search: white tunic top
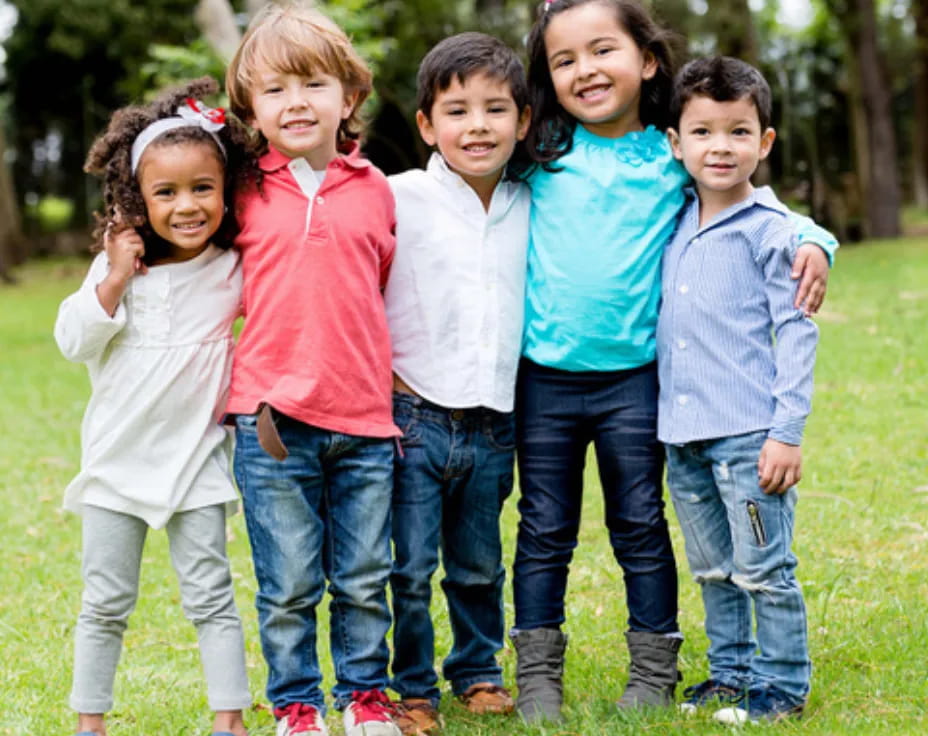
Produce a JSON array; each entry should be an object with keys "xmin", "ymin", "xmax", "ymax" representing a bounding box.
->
[
  {"xmin": 55, "ymin": 245, "xmax": 242, "ymax": 529},
  {"xmin": 385, "ymin": 153, "xmax": 530, "ymax": 412}
]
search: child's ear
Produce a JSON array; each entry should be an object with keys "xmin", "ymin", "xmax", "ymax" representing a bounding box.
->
[
  {"xmin": 516, "ymin": 105, "xmax": 532, "ymax": 142},
  {"xmin": 759, "ymin": 127, "xmax": 776, "ymax": 160},
  {"xmin": 667, "ymin": 128, "xmax": 683, "ymax": 160},
  {"xmin": 415, "ymin": 109, "xmax": 437, "ymax": 147},
  {"xmin": 641, "ymin": 50, "xmax": 659, "ymax": 81},
  {"xmin": 341, "ymin": 90, "xmax": 361, "ymax": 120}
]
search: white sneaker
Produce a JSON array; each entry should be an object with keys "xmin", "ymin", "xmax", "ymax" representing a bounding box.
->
[
  {"xmin": 275, "ymin": 702, "xmax": 329, "ymax": 735},
  {"xmin": 713, "ymin": 705, "xmax": 750, "ymax": 725},
  {"xmin": 343, "ymin": 690, "xmax": 401, "ymax": 736}
]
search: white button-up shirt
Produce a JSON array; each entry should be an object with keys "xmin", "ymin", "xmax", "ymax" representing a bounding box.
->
[{"xmin": 385, "ymin": 153, "xmax": 530, "ymax": 412}]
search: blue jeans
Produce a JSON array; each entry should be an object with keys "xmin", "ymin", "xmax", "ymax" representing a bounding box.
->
[
  {"xmin": 513, "ymin": 359, "xmax": 678, "ymax": 633},
  {"xmin": 666, "ymin": 431, "xmax": 810, "ymax": 702},
  {"xmin": 233, "ymin": 412, "xmax": 394, "ymax": 712},
  {"xmin": 390, "ymin": 393, "xmax": 514, "ymax": 705}
]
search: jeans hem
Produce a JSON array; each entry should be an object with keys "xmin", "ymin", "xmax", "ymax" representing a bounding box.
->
[
  {"xmin": 274, "ymin": 697, "xmax": 328, "ymax": 715},
  {"xmin": 451, "ymin": 674, "xmax": 505, "ymax": 697}
]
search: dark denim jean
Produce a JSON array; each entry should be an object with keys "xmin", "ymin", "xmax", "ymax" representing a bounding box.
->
[
  {"xmin": 390, "ymin": 392, "xmax": 515, "ymax": 705},
  {"xmin": 513, "ymin": 359, "xmax": 678, "ymax": 634},
  {"xmin": 666, "ymin": 431, "xmax": 810, "ymax": 701},
  {"xmin": 233, "ymin": 412, "xmax": 394, "ymax": 712}
]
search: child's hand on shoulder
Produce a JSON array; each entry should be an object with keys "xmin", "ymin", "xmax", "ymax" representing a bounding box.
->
[
  {"xmin": 757, "ymin": 438, "xmax": 801, "ymax": 495},
  {"xmin": 791, "ymin": 244, "xmax": 828, "ymax": 316}
]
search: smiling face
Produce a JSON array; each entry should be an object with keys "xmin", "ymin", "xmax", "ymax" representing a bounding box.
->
[
  {"xmin": 248, "ymin": 62, "xmax": 357, "ymax": 168},
  {"xmin": 544, "ymin": 1, "xmax": 657, "ymax": 138},
  {"xmin": 417, "ymin": 71, "xmax": 530, "ymax": 206},
  {"xmin": 668, "ymin": 94, "xmax": 775, "ymax": 213},
  {"xmin": 137, "ymin": 141, "xmax": 225, "ymax": 263}
]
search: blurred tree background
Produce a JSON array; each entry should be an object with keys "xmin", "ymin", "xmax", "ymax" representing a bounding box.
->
[{"xmin": 0, "ymin": 0, "xmax": 924, "ymax": 279}]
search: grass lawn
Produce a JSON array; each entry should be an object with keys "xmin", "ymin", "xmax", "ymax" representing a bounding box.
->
[{"xmin": 1, "ymin": 240, "xmax": 926, "ymax": 736}]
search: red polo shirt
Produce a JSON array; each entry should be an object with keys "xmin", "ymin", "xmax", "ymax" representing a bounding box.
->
[{"xmin": 226, "ymin": 143, "xmax": 399, "ymax": 438}]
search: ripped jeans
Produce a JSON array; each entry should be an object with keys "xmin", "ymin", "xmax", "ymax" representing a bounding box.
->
[{"xmin": 666, "ymin": 431, "xmax": 810, "ymax": 702}]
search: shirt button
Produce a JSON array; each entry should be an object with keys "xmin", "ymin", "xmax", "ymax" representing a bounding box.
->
[
  {"xmin": 316, "ymin": 196, "xmax": 325, "ymax": 205},
  {"xmin": 678, "ymin": 339, "xmax": 687, "ymax": 349},
  {"xmin": 677, "ymin": 394, "xmax": 689, "ymax": 406},
  {"xmin": 679, "ymin": 284, "xmax": 689, "ymax": 294}
]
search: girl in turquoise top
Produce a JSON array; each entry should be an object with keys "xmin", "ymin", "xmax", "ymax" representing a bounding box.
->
[{"xmin": 509, "ymin": 0, "xmax": 831, "ymax": 723}]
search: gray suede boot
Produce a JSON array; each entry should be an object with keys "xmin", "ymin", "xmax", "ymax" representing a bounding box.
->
[
  {"xmin": 511, "ymin": 628, "xmax": 568, "ymax": 724},
  {"xmin": 616, "ymin": 630, "xmax": 682, "ymax": 708}
]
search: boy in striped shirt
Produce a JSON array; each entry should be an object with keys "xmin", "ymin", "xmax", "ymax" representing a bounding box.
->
[{"xmin": 657, "ymin": 56, "xmax": 820, "ymax": 724}]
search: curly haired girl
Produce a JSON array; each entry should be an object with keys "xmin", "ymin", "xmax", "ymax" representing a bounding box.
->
[{"xmin": 56, "ymin": 76, "xmax": 256, "ymax": 736}]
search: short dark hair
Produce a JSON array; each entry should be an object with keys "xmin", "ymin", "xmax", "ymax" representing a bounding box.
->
[
  {"xmin": 416, "ymin": 32, "xmax": 529, "ymax": 119},
  {"xmin": 671, "ymin": 56, "xmax": 772, "ymax": 130}
]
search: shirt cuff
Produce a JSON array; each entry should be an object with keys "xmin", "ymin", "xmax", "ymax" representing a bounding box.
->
[{"xmin": 768, "ymin": 418, "xmax": 805, "ymax": 446}]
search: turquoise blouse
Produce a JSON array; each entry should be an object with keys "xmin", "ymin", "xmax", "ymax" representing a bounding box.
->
[{"xmin": 524, "ymin": 124, "xmax": 689, "ymax": 371}]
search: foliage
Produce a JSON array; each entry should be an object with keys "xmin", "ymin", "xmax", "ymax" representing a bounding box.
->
[
  {"xmin": 1, "ymin": 239, "xmax": 927, "ymax": 733},
  {"xmin": 0, "ymin": 0, "xmax": 923, "ymax": 233},
  {"xmin": 25, "ymin": 194, "xmax": 74, "ymax": 232},
  {"xmin": 138, "ymin": 40, "xmax": 227, "ymax": 99},
  {"xmin": 2, "ymin": 0, "xmax": 200, "ymax": 225}
]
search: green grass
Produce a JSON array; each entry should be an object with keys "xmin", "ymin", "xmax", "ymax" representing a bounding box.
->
[{"xmin": 1, "ymin": 241, "xmax": 926, "ymax": 735}]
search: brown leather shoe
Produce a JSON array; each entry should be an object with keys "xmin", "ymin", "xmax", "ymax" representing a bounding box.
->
[
  {"xmin": 459, "ymin": 683, "xmax": 515, "ymax": 715},
  {"xmin": 394, "ymin": 698, "xmax": 442, "ymax": 735}
]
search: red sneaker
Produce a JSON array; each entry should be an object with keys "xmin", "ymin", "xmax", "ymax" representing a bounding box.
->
[{"xmin": 343, "ymin": 690, "xmax": 400, "ymax": 736}]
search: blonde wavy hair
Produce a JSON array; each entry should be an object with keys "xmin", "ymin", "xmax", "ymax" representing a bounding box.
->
[{"xmin": 226, "ymin": 1, "xmax": 373, "ymax": 151}]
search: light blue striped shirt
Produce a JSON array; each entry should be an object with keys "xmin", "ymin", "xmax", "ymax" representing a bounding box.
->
[{"xmin": 657, "ymin": 186, "xmax": 818, "ymax": 446}]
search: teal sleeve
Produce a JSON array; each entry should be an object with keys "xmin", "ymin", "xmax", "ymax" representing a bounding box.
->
[{"xmin": 786, "ymin": 211, "xmax": 839, "ymax": 267}]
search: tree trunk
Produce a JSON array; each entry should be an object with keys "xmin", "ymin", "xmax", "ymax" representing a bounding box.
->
[
  {"xmin": 195, "ymin": 0, "xmax": 242, "ymax": 63},
  {"xmin": 912, "ymin": 0, "xmax": 928, "ymax": 207},
  {"xmin": 0, "ymin": 126, "xmax": 25, "ymax": 283},
  {"xmin": 708, "ymin": 0, "xmax": 759, "ymax": 65},
  {"xmin": 830, "ymin": 0, "xmax": 901, "ymax": 238}
]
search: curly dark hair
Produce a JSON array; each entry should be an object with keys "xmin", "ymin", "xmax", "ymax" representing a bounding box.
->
[{"xmin": 84, "ymin": 76, "xmax": 258, "ymax": 264}]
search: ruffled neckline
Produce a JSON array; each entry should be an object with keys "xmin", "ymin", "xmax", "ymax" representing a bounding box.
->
[{"xmin": 573, "ymin": 124, "xmax": 669, "ymax": 165}]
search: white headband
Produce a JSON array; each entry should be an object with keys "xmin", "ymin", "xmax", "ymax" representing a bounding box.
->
[{"xmin": 130, "ymin": 98, "xmax": 227, "ymax": 174}]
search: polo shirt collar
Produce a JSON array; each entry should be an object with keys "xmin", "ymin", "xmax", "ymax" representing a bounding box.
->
[{"xmin": 259, "ymin": 141, "xmax": 372, "ymax": 174}]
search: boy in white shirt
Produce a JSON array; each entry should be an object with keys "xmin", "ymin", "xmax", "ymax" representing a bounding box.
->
[{"xmin": 383, "ymin": 32, "xmax": 530, "ymax": 735}]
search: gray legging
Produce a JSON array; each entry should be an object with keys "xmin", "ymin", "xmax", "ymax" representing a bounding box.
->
[{"xmin": 70, "ymin": 504, "xmax": 251, "ymax": 714}]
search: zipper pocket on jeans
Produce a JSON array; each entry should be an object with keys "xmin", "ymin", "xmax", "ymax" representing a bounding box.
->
[{"xmin": 746, "ymin": 500, "xmax": 767, "ymax": 546}]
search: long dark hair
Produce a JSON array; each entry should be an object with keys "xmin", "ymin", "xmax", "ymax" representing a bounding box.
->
[{"xmin": 523, "ymin": 0, "xmax": 677, "ymax": 171}]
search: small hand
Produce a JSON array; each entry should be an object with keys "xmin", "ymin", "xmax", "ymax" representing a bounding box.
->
[
  {"xmin": 757, "ymin": 438, "xmax": 802, "ymax": 495},
  {"xmin": 107, "ymin": 206, "xmax": 148, "ymax": 274},
  {"xmin": 96, "ymin": 208, "xmax": 146, "ymax": 316},
  {"xmin": 791, "ymin": 244, "xmax": 828, "ymax": 315}
]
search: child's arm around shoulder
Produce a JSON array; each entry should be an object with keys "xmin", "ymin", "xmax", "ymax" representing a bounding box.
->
[
  {"xmin": 788, "ymin": 212, "xmax": 839, "ymax": 315},
  {"xmin": 54, "ymin": 226, "xmax": 144, "ymax": 363},
  {"xmin": 755, "ymin": 217, "xmax": 820, "ymax": 495}
]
